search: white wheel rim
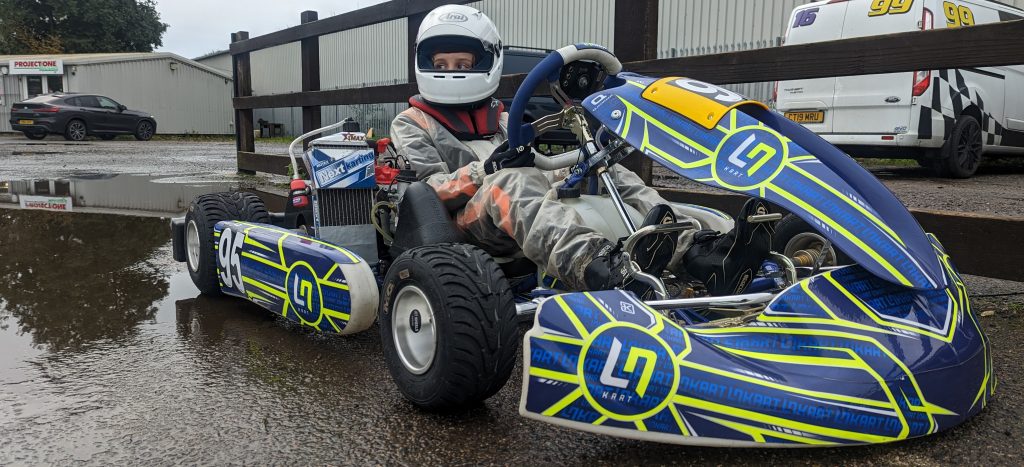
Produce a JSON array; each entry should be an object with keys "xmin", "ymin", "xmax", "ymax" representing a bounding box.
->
[
  {"xmin": 391, "ymin": 285, "xmax": 437, "ymax": 375},
  {"xmin": 186, "ymin": 219, "xmax": 201, "ymax": 272},
  {"xmin": 784, "ymin": 232, "xmax": 838, "ymax": 267}
]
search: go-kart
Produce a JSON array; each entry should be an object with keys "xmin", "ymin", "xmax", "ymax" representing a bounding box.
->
[{"xmin": 170, "ymin": 42, "xmax": 992, "ymax": 447}]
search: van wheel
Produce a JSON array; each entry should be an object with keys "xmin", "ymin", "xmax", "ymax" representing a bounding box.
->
[
  {"xmin": 184, "ymin": 192, "xmax": 269, "ymax": 295},
  {"xmin": 380, "ymin": 243, "xmax": 518, "ymax": 411},
  {"xmin": 939, "ymin": 115, "xmax": 983, "ymax": 178}
]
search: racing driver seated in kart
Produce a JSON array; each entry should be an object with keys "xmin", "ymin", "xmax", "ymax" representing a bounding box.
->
[{"xmin": 391, "ymin": 4, "xmax": 773, "ymax": 297}]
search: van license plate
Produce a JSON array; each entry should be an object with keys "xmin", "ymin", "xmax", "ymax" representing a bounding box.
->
[
  {"xmin": 784, "ymin": 111, "xmax": 824, "ymax": 124},
  {"xmin": 18, "ymin": 119, "xmax": 34, "ymax": 125}
]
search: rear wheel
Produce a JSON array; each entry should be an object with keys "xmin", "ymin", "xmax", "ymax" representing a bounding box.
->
[
  {"xmin": 939, "ymin": 115, "xmax": 983, "ymax": 178},
  {"xmin": 380, "ymin": 243, "xmax": 518, "ymax": 410},
  {"xmin": 772, "ymin": 214, "xmax": 850, "ymax": 268},
  {"xmin": 135, "ymin": 120, "xmax": 155, "ymax": 141},
  {"xmin": 24, "ymin": 131, "xmax": 46, "ymax": 140},
  {"xmin": 64, "ymin": 119, "xmax": 87, "ymax": 141},
  {"xmin": 184, "ymin": 192, "xmax": 269, "ymax": 295}
]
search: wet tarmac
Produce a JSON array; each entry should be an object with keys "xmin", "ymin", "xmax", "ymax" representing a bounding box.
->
[{"xmin": 1, "ymin": 208, "xmax": 1023, "ymax": 465}]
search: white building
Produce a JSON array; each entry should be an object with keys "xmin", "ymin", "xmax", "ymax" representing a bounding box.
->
[{"xmin": 0, "ymin": 53, "xmax": 234, "ymax": 134}]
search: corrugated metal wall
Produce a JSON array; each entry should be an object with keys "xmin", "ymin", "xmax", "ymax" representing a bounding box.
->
[
  {"xmin": 68, "ymin": 58, "xmax": 234, "ymax": 134},
  {"xmin": 195, "ymin": 53, "xmax": 232, "ymax": 73},
  {"xmin": 470, "ymin": 0, "xmax": 615, "ymax": 49}
]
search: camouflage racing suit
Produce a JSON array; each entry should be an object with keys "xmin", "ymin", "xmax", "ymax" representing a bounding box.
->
[{"xmin": 391, "ymin": 98, "xmax": 690, "ymax": 290}]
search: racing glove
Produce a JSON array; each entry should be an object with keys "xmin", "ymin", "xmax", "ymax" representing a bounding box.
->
[{"xmin": 483, "ymin": 141, "xmax": 534, "ymax": 175}]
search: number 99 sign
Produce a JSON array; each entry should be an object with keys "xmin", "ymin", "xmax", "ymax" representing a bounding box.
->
[{"xmin": 868, "ymin": 0, "xmax": 914, "ymax": 16}]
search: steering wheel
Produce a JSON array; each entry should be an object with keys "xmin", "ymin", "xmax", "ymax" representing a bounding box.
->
[{"xmin": 507, "ymin": 44, "xmax": 624, "ymax": 149}]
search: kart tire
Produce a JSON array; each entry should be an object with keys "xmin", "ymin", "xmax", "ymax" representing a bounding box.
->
[
  {"xmin": 939, "ymin": 115, "xmax": 983, "ymax": 179},
  {"xmin": 184, "ymin": 192, "xmax": 269, "ymax": 295},
  {"xmin": 380, "ymin": 243, "xmax": 518, "ymax": 411},
  {"xmin": 24, "ymin": 131, "xmax": 46, "ymax": 140},
  {"xmin": 772, "ymin": 214, "xmax": 851, "ymax": 266}
]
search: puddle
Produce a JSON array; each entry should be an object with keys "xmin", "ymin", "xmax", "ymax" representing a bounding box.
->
[{"xmin": 0, "ymin": 174, "xmax": 234, "ymax": 214}]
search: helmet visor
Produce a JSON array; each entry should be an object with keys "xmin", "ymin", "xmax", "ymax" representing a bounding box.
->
[{"xmin": 416, "ymin": 35, "xmax": 497, "ymax": 72}]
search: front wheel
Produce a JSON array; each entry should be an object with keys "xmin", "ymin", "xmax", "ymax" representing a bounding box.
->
[
  {"xmin": 135, "ymin": 120, "xmax": 155, "ymax": 141},
  {"xmin": 380, "ymin": 243, "xmax": 518, "ymax": 411},
  {"xmin": 184, "ymin": 192, "xmax": 269, "ymax": 295}
]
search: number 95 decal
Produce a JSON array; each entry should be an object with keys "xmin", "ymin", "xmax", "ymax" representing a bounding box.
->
[{"xmin": 218, "ymin": 228, "xmax": 246, "ymax": 293}]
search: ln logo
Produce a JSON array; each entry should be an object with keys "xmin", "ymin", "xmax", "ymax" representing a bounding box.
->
[
  {"xmin": 600, "ymin": 338, "xmax": 657, "ymax": 397},
  {"xmin": 292, "ymin": 274, "xmax": 313, "ymax": 307},
  {"xmin": 727, "ymin": 134, "xmax": 778, "ymax": 176}
]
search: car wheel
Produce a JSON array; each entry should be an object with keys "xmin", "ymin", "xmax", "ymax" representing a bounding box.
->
[
  {"xmin": 184, "ymin": 192, "xmax": 270, "ymax": 295},
  {"xmin": 135, "ymin": 120, "xmax": 155, "ymax": 141},
  {"xmin": 939, "ymin": 115, "xmax": 983, "ymax": 179},
  {"xmin": 64, "ymin": 119, "xmax": 87, "ymax": 141},
  {"xmin": 100, "ymin": 135, "xmax": 116, "ymax": 141},
  {"xmin": 24, "ymin": 131, "xmax": 46, "ymax": 140},
  {"xmin": 772, "ymin": 214, "xmax": 851, "ymax": 268},
  {"xmin": 380, "ymin": 243, "xmax": 518, "ymax": 411}
]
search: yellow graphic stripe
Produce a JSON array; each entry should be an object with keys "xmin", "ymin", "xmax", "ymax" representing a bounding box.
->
[
  {"xmin": 635, "ymin": 420, "xmax": 648, "ymax": 432},
  {"xmin": 554, "ymin": 295, "xmax": 591, "ymax": 338},
  {"xmin": 674, "ymin": 394, "xmax": 894, "ymax": 444},
  {"xmin": 768, "ymin": 183, "xmax": 913, "ymax": 287},
  {"xmin": 242, "ymin": 277, "xmax": 286, "ymax": 299},
  {"xmin": 235, "ymin": 221, "xmax": 360, "ymax": 263},
  {"xmin": 241, "ymin": 251, "xmax": 287, "ymax": 271},
  {"xmin": 676, "ymin": 358, "xmax": 894, "ymax": 410},
  {"xmin": 583, "ymin": 292, "xmax": 616, "ymax": 323},
  {"xmin": 322, "ymin": 308, "xmax": 351, "ymax": 321},
  {"xmin": 529, "ymin": 367, "xmax": 579, "ymax": 384},
  {"xmin": 699, "ymin": 415, "xmax": 831, "ymax": 445},
  {"xmin": 641, "ymin": 124, "xmax": 713, "ymax": 169},
  {"xmin": 323, "ymin": 315, "xmax": 342, "ymax": 333},
  {"xmin": 668, "ymin": 403, "xmax": 691, "ymax": 436},
  {"xmin": 542, "ymin": 388, "xmax": 583, "ymax": 417},
  {"xmin": 536, "ymin": 334, "xmax": 585, "ymax": 346},
  {"xmin": 619, "ymin": 96, "xmax": 714, "ymax": 157},
  {"xmin": 824, "ymin": 272, "xmax": 955, "ymax": 342},
  {"xmin": 788, "ymin": 155, "xmax": 817, "ymax": 163},
  {"xmin": 787, "ymin": 163, "xmax": 904, "ymax": 246},
  {"xmin": 318, "ymin": 279, "xmax": 350, "ymax": 291},
  {"xmin": 688, "ymin": 326, "xmax": 946, "ymax": 434},
  {"xmin": 759, "ymin": 281, "xmax": 902, "ymax": 337},
  {"xmin": 593, "ymin": 415, "xmax": 608, "ymax": 425},
  {"xmin": 696, "ymin": 344, "xmax": 912, "ymax": 441}
]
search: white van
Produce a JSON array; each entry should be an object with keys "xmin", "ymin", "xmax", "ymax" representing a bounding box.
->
[{"xmin": 776, "ymin": 0, "xmax": 1024, "ymax": 177}]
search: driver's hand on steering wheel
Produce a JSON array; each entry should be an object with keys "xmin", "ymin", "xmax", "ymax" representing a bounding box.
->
[{"xmin": 484, "ymin": 141, "xmax": 535, "ymax": 175}]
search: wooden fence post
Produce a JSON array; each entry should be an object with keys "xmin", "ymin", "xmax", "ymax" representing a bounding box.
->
[
  {"xmin": 613, "ymin": 0, "xmax": 659, "ymax": 185},
  {"xmin": 232, "ymin": 31, "xmax": 255, "ymax": 174},
  {"xmin": 300, "ymin": 10, "xmax": 321, "ymax": 147}
]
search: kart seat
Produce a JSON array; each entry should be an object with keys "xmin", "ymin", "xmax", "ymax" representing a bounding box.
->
[{"xmin": 390, "ymin": 182, "xmax": 466, "ymax": 258}]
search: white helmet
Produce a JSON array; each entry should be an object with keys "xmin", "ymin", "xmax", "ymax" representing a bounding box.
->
[{"xmin": 414, "ymin": 4, "xmax": 502, "ymax": 106}]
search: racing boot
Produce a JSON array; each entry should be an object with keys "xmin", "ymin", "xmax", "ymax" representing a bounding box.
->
[
  {"xmin": 682, "ymin": 198, "xmax": 774, "ymax": 296},
  {"xmin": 583, "ymin": 204, "xmax": 680, "ymax": 297}
]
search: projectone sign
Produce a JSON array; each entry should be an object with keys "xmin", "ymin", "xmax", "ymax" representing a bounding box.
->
[
  {"xmin": 19, "ymin": 195, "xmax": 73, "ymax": 212},
  {"xmin": 9, "ymin": 59, "xmax": 64, "ymax": 75}
]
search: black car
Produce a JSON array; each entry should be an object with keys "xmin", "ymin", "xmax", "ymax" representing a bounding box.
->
[{"xmin": 9, "ymin": 93, "xmax": 157, "ymax": 141}]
